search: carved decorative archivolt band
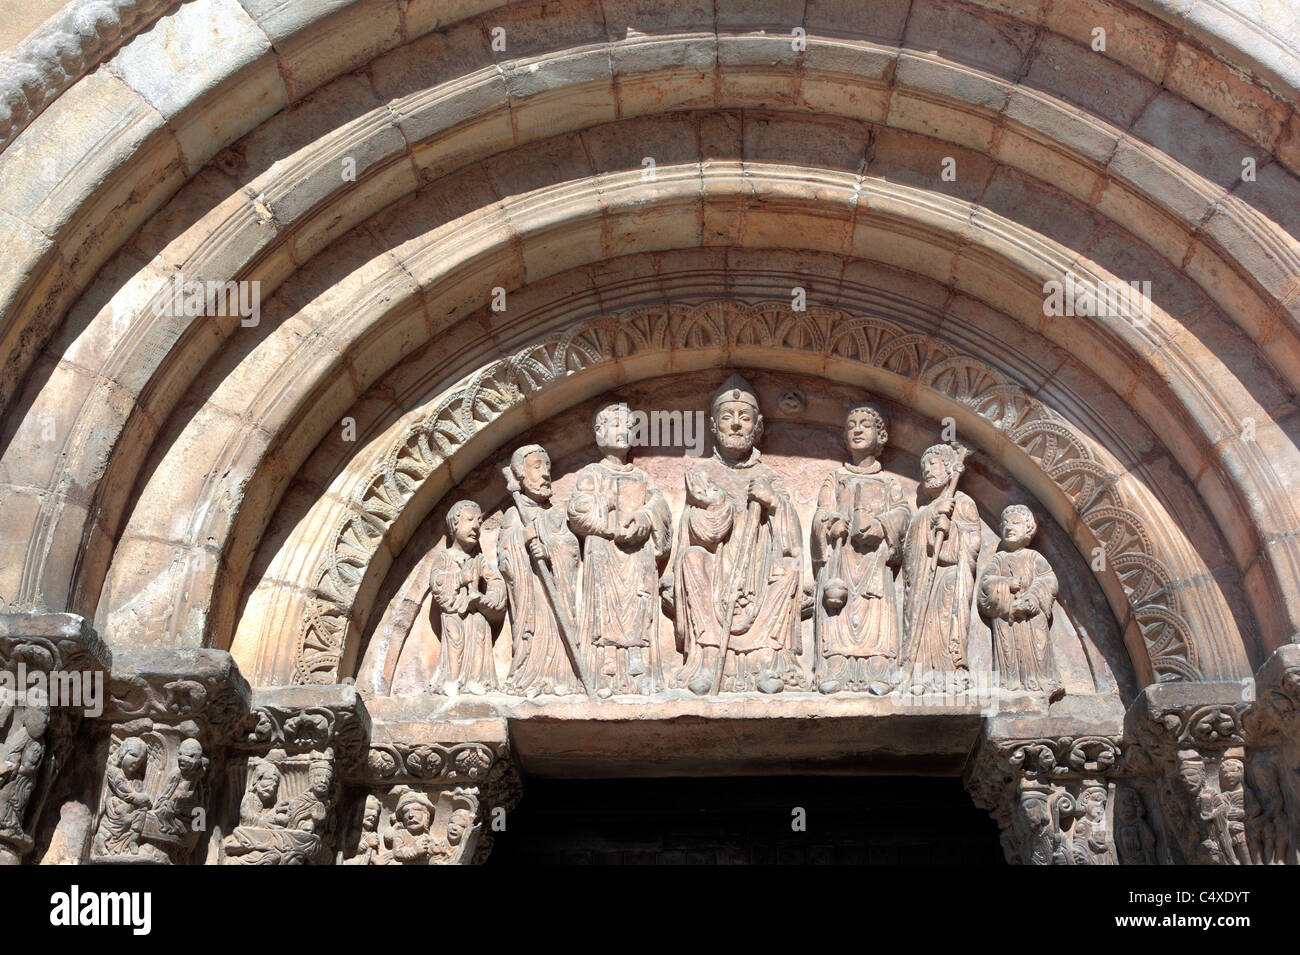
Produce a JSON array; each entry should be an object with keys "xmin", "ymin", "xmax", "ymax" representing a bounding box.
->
[{"xmin": 293, "ymin": 300, "xmax": 1204, "ymax": 686}]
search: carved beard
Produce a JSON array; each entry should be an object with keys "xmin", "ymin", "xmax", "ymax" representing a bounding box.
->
[
  {"xmin": 714, "ymin": 428, "xmax": 753, "ymax": 456},
  {"xmin": 923, "ymin": 471, "xmax": 948, "ymax": 494},
  {"xmin": 523, "ymin": 476, "xmax": 552, "ymax": 501}
]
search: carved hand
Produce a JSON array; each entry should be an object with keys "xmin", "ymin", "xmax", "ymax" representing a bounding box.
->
[
  {"xmin": 852, "ymin": 517, "xmax": 884, "ymax": 547},
  {"xmin": 525, "ymin": 536, "xmax": 548, "ymax": 564},
  {"xmin": 620, "ymin": 509, "xmax": 652, "ymax": 545},
  {"xmin": 934, "ymin": 497, "xmax": 957, "ymax": 518},
  {"xmin": 686, "ymin": 469, "xmax": 723, "ymax": 506},
  {"xmin": 748, "ymin": 478, "xmax": 777, "ymax": 511},
  {"xmin": 825, "ymin": 511, "xmax": 849, "ymax": 542}
]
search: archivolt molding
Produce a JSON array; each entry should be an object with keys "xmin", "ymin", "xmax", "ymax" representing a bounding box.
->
[
  {"xmin": 0, "ymin": 0, "xmax": 173, "ymax": 151},
  {"xmin": 291, "ymin": 300, "xmax": 1237, "ymax": 688},
  {"xmin": 99, "ymin": 166, "xmax": 1289, "ymax": 678},
  {"xmin": 6, "ymin": 18, "xmax": 1298, "ymax": 641},
  {"xmin": 4, "ymin": 5, "xmax": 1300, "ymax": 436}
]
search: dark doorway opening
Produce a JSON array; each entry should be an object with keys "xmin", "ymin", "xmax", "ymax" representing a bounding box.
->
[{"xmin": 486, "ymin": 776, "xmax": 1004, "ymax": 865}]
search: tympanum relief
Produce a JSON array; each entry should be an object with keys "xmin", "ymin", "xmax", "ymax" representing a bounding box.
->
[{"xmin": 371, "ymin": 373, "xmax": 1106, "ymax": 706}]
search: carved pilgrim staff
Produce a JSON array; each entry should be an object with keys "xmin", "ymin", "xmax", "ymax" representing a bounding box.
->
[
  {"xmin": 501, "ymin": 465, "xmax": 593, "ymax": 697},
  {"xmin": 710, "ymin": 495, "xmax": 763, "ymax": 696},
  {"xmin": 914, "ymin": 442, "xmax": 969, "ymax": 661}
]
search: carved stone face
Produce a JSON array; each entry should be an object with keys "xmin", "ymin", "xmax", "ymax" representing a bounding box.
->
[
  {"xmin": 519, "ymin": 452, "xmax": 552, "ymax": 502},
  {"xmin": 920, "ymin": 451, "xmax": 951, "ymax": 494},
  {"xmin": 1021, "ymin": 795, "xmax": 1049, "ymax": 831},
  {"xmin": 309, "ymin": 763, "xmax": 333, "ymax": 796},
  {"xmin": 253, "ymin": 766, "xmax": 280, "ymax": 801},
  {"xmin": 844, "ymin": 409, "xmax": 881, "ymax": 456},
  {"xmin": 400, "ymin": 804, "xmax": 430, "ymax": 835},
  {"xmin": 447, "ymin": 808, "xmax": 473, "ymax": 845},
  {"xmin": 1220, "ymin": 759, "xmax": 1244, "ymax": 790},
  {"xmin": 1177, "ymin": 759, "xmax": 1204, "ymax": 793},
  {"xmin": 177, "ymin": 739, "xmax": 204, "ymax": 775},
  {"xmin": 594, "ymin": 403, "xmax": 630, "ymax": 453},
  {"xmin": 451, "ymin": 505, "xmax": 482, "ymax": 550},
  {"xmin": 1082, "ymin": 789, "xmax": 1106, "ymax": 821},
  {"xmin": 362, "ymin": 797, "xmax": 380, "ymax": 829},
  {"xmin": 120, "ymin": 739, "xmax": 146, "ymax": 776},
  {"xmin": 1000, "ymin": 508, "xmax": 1036, "ymax": 550},
  {"xmin": 712, "ymin": 399, "xmax": 759, "ymax": 459}
]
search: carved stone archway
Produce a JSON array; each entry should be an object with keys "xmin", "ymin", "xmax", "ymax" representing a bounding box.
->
[{"xmin": 0, "ymin": 0, "xmax": 1297, "ymax": 867}]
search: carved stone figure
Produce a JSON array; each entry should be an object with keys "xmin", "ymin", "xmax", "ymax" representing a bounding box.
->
[
  {"xmin": 0, "ymin": 682, "xmax": 48, "ymax": 847},
  {"xmin": 92, "ymin": 736, "xmax": 153, "ymax": 858},
  {"xmin": 1161, "ymin": 749, "xmax": 1228, "ymax": 864},
  {"xmin": 670, "ymin": 375, "xmax": 805, "ymax": 695},
  {"xmin": 900, "ymin": 443, "xmax": 981, "ymax": 693},
  {"xmin": 810, "ymin": 404, "xmax": 910, "ymax": 695},
  {"xmin": 1071, "ymin": 785, "xmax": 1117, "ymax": 864},
  {"xmin": 1013, "ymin": 790, "xmax": 1070, "ymax": 865},
  {"xmin": 238, "ymin": 762, "xmax": 282, "ymax": 827},
  {"xmin": 386, "ymin": 789, "xmax": 440, "ymax": 865},
  {"xmin": 151, "ymin": 737, "xmax": 208, "ymax": 844},
  {"xmin": 342, "ymin": 794, "xmax": 383, "ymax": 865},
  {"xmin": 222, "ymin": 753, "xmax": 334, "ymax": 865},
  {"xmin": 568, "ymin": 401, "xmax": 673, "ymax": 696},
  {"xmin": 978, "ymin": 505, "xmax": 1064, "ymax": 700},
  {"xmin": 429, "ymin": 500, "xmax": 506, "ymax": 695},
  {"xmin": 498, "ymin": 445, "xmax": 585, "ymax": 697},
  {"xmin": 1212, "ymin": 756, "xmax": 1252, "ymax": 865},
  {"xmin": 1247, "ymin": 758, "xmax": 1293, "ymax": 865},
  {"xmin": 1114, "ymin": 786, "xmax": 1157, "ymax": 865}
]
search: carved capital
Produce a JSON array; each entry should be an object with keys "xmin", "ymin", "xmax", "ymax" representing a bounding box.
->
[
  {"xmin": 217, "ymin": 686, "xmax": 370, "ymax": 865},
  {"xmin": 0, "ymin": 613, "xmax": 110, "ymax": 865},
  {"xmin": 89, "ymin": 650, "xmax": 251, "ymax": 865},
  {"xmin": 338, "ymin": 718, "xmax": 517, "ymax": 865},
  {"xmin": 965, "ymin": 709, "xmax": 1124, "ymax": 866},
  {"xmin": 102, "ymin": 649, "xmax": 251, "ymax": 731},
  {"xmin": 237, "ymin": 685, "xmax": 370, "ymax": 768}
]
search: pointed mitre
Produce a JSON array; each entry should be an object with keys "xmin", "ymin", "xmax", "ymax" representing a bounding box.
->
[{"xmin": 711, "ymin": 373, "xmax": 760, "ymax": 415}]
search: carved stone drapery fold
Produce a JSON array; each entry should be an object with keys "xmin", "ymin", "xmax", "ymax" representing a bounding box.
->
[{"xmin": 0, "ymin": 613, "xmax": 110, "ymax": 865}]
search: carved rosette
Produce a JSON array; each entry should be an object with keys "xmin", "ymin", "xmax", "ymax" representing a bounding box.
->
[
  {"xmin": 0, "ymin": 613, "xmax": 110, "ymax": 865},
  {"xmin": 89, "ymin": 650, "xmax": 250, "ymax": 865},
  {"xmin": 966, "ymin": 731, "xmax": 1123, "ymax": 865},
  {"xmin": 219, "ymin": 685, "xmax": 371, "ymax": 865}
]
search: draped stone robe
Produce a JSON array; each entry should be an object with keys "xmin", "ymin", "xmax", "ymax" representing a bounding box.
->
[
  {"xmin": 498, "ymin": 497, "xmax": 584, "ymax": 696},
  {"xmin": 900, "ymin": 490, "xmax": 981, "ymax": 688},
  {"xmin": 810, "ymin": 462, "xmax": 910, "ymax": 690},
  {"xmin": 428, "ymin": 545, "xmax": 505, "ymax": 693},
  {"xmin": 673, "ymin": 450, "xmax": 804, "ymax": 691},
  {"xmin": 567, "ymin": 459, "xmax": 672, "ymax": 693},
  {"xmin": 978, "ymin": 547, "xmax": 1062, "ymax": 697}
]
